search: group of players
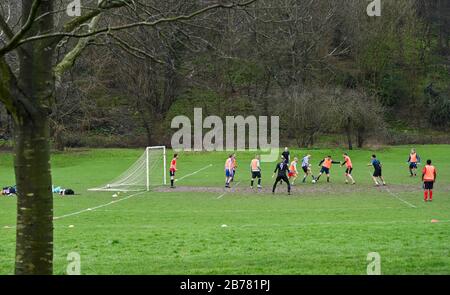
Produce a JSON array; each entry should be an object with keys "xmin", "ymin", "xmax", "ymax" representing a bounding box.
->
[
  {"xmin": 169, "ymin": 148, "xmax": 437, "ymax": 202},
  {"xmin": 243, "ymin": 148, "xmax": 378, "ymax": 196}
]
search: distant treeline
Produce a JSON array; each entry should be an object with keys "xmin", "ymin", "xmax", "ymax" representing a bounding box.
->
[{"xmin": 1, "ymin": 0, "xmax": 449, "ymax": 150}]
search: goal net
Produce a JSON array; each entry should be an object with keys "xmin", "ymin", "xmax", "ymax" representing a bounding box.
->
[{"xmin": 89, "ymin": 146, "xmax": 167, "ymax": 192}]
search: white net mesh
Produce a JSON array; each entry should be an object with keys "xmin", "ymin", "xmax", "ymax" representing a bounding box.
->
[{"xmin": 89, "ymin": 147, "xmax": 166, "ymax": 192}]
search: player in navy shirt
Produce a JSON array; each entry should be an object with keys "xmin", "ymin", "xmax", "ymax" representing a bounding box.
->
[{"xmin": 368, "ymin": 154, "xmax": 386, "ymax": 186}]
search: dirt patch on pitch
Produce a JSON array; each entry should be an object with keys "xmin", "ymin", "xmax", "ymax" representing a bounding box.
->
[{"xmin": 154, "ymin": 183, "xmax": 450, "ymax": 195}]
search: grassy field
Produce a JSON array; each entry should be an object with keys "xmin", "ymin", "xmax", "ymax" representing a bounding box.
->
[{"xmin": 0, "ymin": 145, "xmax": 449, "ymax": 274}]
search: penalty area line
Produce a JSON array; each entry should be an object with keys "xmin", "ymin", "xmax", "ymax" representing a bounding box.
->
[
  {"xmin": 175, "ymin": 164, "xmax": 213, "ymax": 182},
  {"xmin": 367, "ymin": 171, "xmax": 416, "ymax": 209},
  {"xmin": 217, "ymin": 181, "xmax": 241, "ymax": 199},
  {"xmin": 383, "ymin": 186, "xmax": 417, "ymax": 209},
  {"xmin": 53, "ymin": 191, "xmax": 146, "ymax": 221}
]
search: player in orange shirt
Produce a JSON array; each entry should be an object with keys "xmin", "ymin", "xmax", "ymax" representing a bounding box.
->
[
  {"xmin": 288, "ymin": 157, "xmax": 299, "ymax": 185},
  {"xmin": 170, "ymin": 154, "xmax": 178, "ymax": 188},
  {"xmin": 315, "ymin": 156, "xmax": 341, "ymax": 183},
  {"xmin": 422, "ymin": 159, "xmax": 437, "ymax": 202},
  {"xmin": 407, "ymin": 148, "xmax": 421, "ymax": 177},
  {"xmin": 224, "ymin": 154, "xmax": 234, "ymax": 188},
  {"xmin": 250, "ymin": 155, "xmax": 262, "ymax": 189},
  {"xmin": 341, "ymin": 153, "xmax": 356, "ymax": 185}
]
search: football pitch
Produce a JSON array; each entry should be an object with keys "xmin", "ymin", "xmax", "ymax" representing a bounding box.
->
[{"xmin": 0, "ymin": 145, "xmax": 449, "ymax": 274}]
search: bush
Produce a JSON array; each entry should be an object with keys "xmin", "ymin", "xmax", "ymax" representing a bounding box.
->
[{"xmin": 427, "ymin": 93, "xmax": 450, "ymax": 129}]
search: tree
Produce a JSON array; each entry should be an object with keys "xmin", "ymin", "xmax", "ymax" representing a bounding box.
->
[
  {"xmin": 284, "ymin": 87, "xmax": 333, "ymax": 148},
  {"xmin": 332, "ymin": 89, "xmax": 386, "ymax": 149},
  {"xmin": 0, "ymin": 0, "xmax": 256, "ymax": 275}
]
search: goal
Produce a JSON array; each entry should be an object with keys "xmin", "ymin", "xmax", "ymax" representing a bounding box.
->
[{"xmin": 89, "ymin": 146, "xmax": 167, "ymax": 192}]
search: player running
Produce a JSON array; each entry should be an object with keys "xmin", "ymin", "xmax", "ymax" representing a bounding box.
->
[
  {"xmin": 341, "ymin": 153, "xmax": 356, "ymax": 185},
  {"xmin": 272, "ymin": 156, "xmax": 291, "ymax": 195},
  {"xmin": 169, "ymin": 154, "xmax": 178, "ymax": 188},
  {"xmin": 422, "ymin": 159, "xmax": 437, "ymax": 202},
  {"xmin": 224, "ymin": 154, "xmax": 234, "ymax": 188},
  {"xmin": 288, "ymin": 157, "xmax": 299, "ymax": 185},
  {"xmin": 407, "ymin": 148, "xmax": 421, "ymax": 177},
  {"xmin": 250, "ymin": 155, "xmax": 262, "ymax": 189},
  {"xmin": 315, "ymin": 156, "xmax": 340, "ymax": 183},
  {"xmin": 368, "ymin": 154, "xmax": 386, "ymax": 186},
  {"xmin": 301, "ymin": 154, "xmax": 315, "ymax": 183}
]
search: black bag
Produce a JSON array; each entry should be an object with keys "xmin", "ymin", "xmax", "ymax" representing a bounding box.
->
[{"xmin": 64, "ymin": 189, "xmax": 75, "ymax": 195}]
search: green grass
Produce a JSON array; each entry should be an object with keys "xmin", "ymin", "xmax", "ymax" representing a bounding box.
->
[{"xmin": 0, "ymin": 145, "xmax": 449, "ymax": 274}]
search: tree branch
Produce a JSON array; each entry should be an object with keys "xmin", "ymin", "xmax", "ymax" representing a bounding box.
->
[
  {"xmin": 0, "ymin": 56, "xmax": 39, "ymax": 121},
  {"xmin": 107, "ymin": 32, "xmax": 165, "ymax": 64},
  {"xmin": 0, "ymin": 11, "xmax": 14, "ymax": 40},
  {"xmin": 15, "ymin": 0, "xmax": 258, "ymax": 47},
  {"xmin": 0, "ymin": 0, "xmax": 42, "ymax": 57},
  {"xmin": 54, "ymin": 15, "xmax": 102, "ymax": 81}
]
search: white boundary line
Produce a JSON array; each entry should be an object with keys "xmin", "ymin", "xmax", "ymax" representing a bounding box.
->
[
  {"xmin": 367, "ymin": 171, "xmax": 417, "ymax": 208},
  {"xmin": 53, "ymin": 191, "xmax": 146, "ymax": 220},
  {"xmin": 238, "ymin": 219, "xmax": 450, "ymax": 228},
  {"xmin": 383, "ymin": 187, "xmax": 417, "ymax": 208},
  {"xmin": 217, "ymin": 192, "xmax": 226, "ymax": 199},
  {"xmin": 175, "ymin": 164, "xmax": 213, "ymax": 182},
  {"xmin": 217, "ymin": 181, "xmax": 241, "ymax": 199}
]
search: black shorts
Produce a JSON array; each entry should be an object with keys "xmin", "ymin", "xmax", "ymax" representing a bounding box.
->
[
  {"xmin": 423, "ymin": 181, "xmax": 434, "ymax": 190},
  {"xmin": 345, "ymin": 168, "xmax": 353, "ymax": 175},
  {"xmin": 252, "ymin": 171, "xmax": 261, "ymax": 179},
  {"xmin": 320, "ymin": 167, "xmax": 330, "ymax": 174},
  {"xmin": 373, "ymin": 168, "xmax": 382, "ymax": 177},
  {"xmin": 409, "ymin": 163, "xmax": 417, "ymax": 169},
  {"xmin": 170, "ymin": 170, "xmax": 175, "ymax": 177},
  {"xmin": 302, "ymin": 166, "xmax": 309, "ymax": 173}
]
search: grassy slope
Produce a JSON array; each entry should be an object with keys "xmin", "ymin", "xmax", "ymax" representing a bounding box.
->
[{"xmin": 0, "ymin": 145, "xmax": 449, "ymax": 274}]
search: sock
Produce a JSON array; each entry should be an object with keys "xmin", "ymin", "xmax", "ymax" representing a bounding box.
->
[
  {"xmin": 251, "ymin": 180, "xmax": 254, "ymax": 187},
  {"xmin": 327, "ymin": 177, "xmax": 330, "ymax": 183},
  {"xmin": 430, "ymin": 190, "xmax": 433, "ymax": 201},
  {"xmin": 258, "ymin": 179, "xmax": 261, "ymax": 185},
  {"xmin": 316, "ymin": 174, "xmax": 321, "ymax": 180},
  {"xmin": 171, "ymin": 179, "xmax": 174, "ymax": 187},
  {"xmin": 424, "ymin": 191, "xmax": 428, "ymax": 201},
  {"xmin": 303, "ymin": 176, "xmax": 307, "ymax": 183}
]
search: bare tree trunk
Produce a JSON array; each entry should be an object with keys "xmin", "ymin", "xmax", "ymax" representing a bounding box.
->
[
  {"xmin": 345, "ymin": 117, "xmax": 353, "ymax": 150},
  {"xmin": 14, "ymin": 117, "xmax": 53, "ymax": 275},
  {"xmin": 13, "ymin": 0, "xmax": 55, "ymax": 274},
  {"xmin": 54, "ymin": 129, "xmax": 65, "ymax": 151},
  {"xmin": 357, "ymin": 128, "xmax": 365, "ymax": 148},
  {"xmin": 308, "ymin": 133, "xmax": 315, "ymax": 147}
]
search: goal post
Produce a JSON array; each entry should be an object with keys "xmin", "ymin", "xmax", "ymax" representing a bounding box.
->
[
  {"xmin": 146, "ymin": 146, "xmax": 167, "ymax": 190},
  {"xmin": 89, "ymin": 146, "xmax": 167, "ymax": 192}
]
